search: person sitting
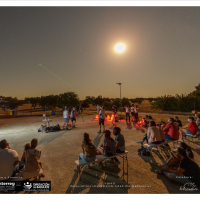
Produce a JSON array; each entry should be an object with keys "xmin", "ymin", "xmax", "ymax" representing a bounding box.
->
[
  {"xmin": 0, "ymin": 139, "xmax": 20, "ymax": 180},
  {"xmin": 162, "ymin": 142, "xmax": 194, "ymax": 170},
  {"xmin": 97, "ymin": 130, "xmax": 116, "ymax": 157},
  {"xmin": 113, "ymin": 127, "xmax": 125, "ymax": 162},
  {"xmin": 160, "ymin": 121, "xmax": 168, "ymax": 134},
  {"xmin": 159, "ymin": 147, "xmax": 200, "ymax": 189},
  {"xmin": 162, "ymin": 118, "xmax": 179, "ymax": 141},
  {"xmin": 137, "ymin": 120, "xmax": 162, "ymax": 146},
  {"xmin": 196, "ymin": 114, "xmax": 200, "ymax": 133},
  {"xmin": 21, "ymin": 138, "xmax": 44, "ymax": 180},
  {"xmin": 21, "ymin": 143, "xmax": 31, "ymax": 163},
  {"xmin": 79, "ymin": 132, "xmax": 96, "ymax": 163},
  {"xmin": 179, "ymin": 117, "xmax": 198, "ymax": 141},
  {"xmin": 174, "ymin": 116, "xmax": 182, "ymax": 129}
]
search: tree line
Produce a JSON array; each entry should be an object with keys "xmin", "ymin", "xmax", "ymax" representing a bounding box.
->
[
  {"xmin": 151, "ymin": 83, "xmax": 200, "ymax": 112},
  {"xmin": 0, "ymin": 93, "xmax": 152, "ymax": 111},
  {"xmin": 1, "ymin": 83, "xmax": 199, "ymax": 112}
]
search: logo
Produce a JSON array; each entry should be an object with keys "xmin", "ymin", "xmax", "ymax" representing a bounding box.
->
[
  {"xmin": 180, "ymin": 182, "xmax": 198, "ymax": 191},
  {"xmin": 24, "ymin": 182, "xmax": 32, "ymax": 190}
]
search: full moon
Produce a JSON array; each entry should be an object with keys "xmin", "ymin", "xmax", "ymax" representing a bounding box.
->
[{"xmin": 114, "ymin": 43, "xmax": 126, "ymax": 53}]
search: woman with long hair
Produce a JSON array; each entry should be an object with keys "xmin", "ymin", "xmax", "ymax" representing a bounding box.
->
[
  {"xmin": 97, "ymin": 130, "xmax": 116, "ymax": 156},
  {"xmin": 79, "ymin": 132, "xmax": 96, "ymax": 162}
]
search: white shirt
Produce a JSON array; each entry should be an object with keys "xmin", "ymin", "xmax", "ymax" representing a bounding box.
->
[
  {"xmin": 0, "ymin": 148, "xmax": 19, "ymax": 180},
  {"xmin": 63, "ymin": 110, "xmax": 69, "ymax": 118},
  {"xmin": 99, "ymin": 109, "xmax": 105, "ymax": 119},
  {"xmin": 134, "ymin": 107, "xmax": 138, "ymax": 113},
  {"xmin": 125, "ymin": 107, "xmax": 129, "ymax": 113},
  {"xmin": 131, "ymin": 107, "xmax": 134, "ymax": 112}
]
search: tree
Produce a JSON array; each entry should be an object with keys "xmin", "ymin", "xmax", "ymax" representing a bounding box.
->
[
  {"xmin": 102, "ymin": 101, "xmax": 111, "ymax": 110},
  {"xmin": 122, "ymin": 97, "xmax": 131, "ymax": 107},
  {"xmin": 29, "ymin": 97, "xmax": 39, "ymax": 109},
  {"xmin": 57, "ymin": 92, "xmax": 79, "ymax": 108},
  {"xmin": 81, "ymin": 100, "xmax": 89, "ymax": 109},
  {"xmin": 112, "ymin": 99, "xmax": 121, "ymax": 108},
  {"xmin": 7, "ymin": 97, "xmax": 19, "ymax": 109}
]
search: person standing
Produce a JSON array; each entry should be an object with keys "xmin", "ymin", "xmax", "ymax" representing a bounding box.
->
[
  {"xmin": 98, "ymin": 106, "xmax": 105, "ymax": 133},
  {"xmin": 42, "ymin": 112, "xmax": 46, "ymax": 121},
  {"xmin": 96, "ymin": 104, "xmax": 100, "ymax": 114},
  {"xmin": 63, "ymin": 106, "xmax": 69, "ymax": 125},
  {"xmin": 130, "ymin": 104, "xmax": 135, "ymax": 122},
  {"xmin": 134, "ymin": 105, "xmax": 139, "ymax": 122},
  {"xmin": 70, "ymin": 107, "xmax": 76, "ymax": 128},
  {"xmin": 76, "ymin": 105, "xmax": 79, "ymax": 114},
  {"xmin": 124, "ymin": 105, "xmax": 130, "ymax": 123}
]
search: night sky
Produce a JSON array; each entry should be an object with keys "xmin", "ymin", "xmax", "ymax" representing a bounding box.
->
[{"xmin": 1, "ymin": 7, "xmax": 200, "ymax": 100}]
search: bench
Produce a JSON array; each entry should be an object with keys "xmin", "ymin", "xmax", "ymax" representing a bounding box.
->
[
  {"xmin": 184, "ymin": 133, "xmax": 200, "ymax": 144},
  {"xmin": 75, "ymin": 151, "xmax": 128, "ymax": 182},
  {"xmin": 144, "ymin": 140, "xmax": 178, "ymax": 156}
]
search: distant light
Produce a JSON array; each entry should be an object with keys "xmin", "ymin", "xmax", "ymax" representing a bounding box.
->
[{"xmin": 114, "ymin": 43, "xmax": 126, "ymax": 53}]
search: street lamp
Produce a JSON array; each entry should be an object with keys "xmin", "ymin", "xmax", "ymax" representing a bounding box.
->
[{"xmin": 116, "ymin": 83, "xmax": 122, "ymax": 115}]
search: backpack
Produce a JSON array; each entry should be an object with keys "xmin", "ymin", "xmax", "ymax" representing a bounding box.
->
[
  {"xmin": 138, "ymin": 147, "xmax": 150, "ymax": 156},
  {"xmin": 24, "ymin": 149, "xmax": 39, "ymax": 172}
]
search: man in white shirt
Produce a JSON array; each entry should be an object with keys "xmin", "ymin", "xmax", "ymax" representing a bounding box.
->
[
  {"xmin": 98, "ymin": 106, "xmax": 105, "ymax": 133},
  {"xmin": 0, "ymin": 139, "xmax": 19, "ymax": 180},
  {"xmin": 63, "ymin": 106, "xmax": 69, "ymax": 125}
]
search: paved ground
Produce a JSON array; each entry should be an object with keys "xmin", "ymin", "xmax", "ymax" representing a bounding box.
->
[{"xmin": 0, "ymin": 112, "xmax": 200, "ymax": 194}]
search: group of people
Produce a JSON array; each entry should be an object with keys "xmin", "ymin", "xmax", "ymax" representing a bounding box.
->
[
  {"xmin": 63, "ymin": 105, "xmax": 81, "ymax": 128},
  {"xmin": 78, "ymin": 127, "xmax": 125, "ymax": 165},
  {"xmin": 159, "ymin": 142, "xmax": 200, "ymax": 188},
  {"xmin": 0, "ymin": 138, "xmax": 43, "ymax": 181},
  {"xmin": 135, "ymin": 115, "xmax": 200, "ymax": 188},
  {"xmin": 124, "ymin": 104, "xmax": 139, "ymax": 123},
  {"xmin": 137, "ymin": 115, "xmax": 200, "ymax": 147}
]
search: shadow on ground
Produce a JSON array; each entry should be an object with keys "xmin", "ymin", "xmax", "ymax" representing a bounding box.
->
[
  {"xmin": 38, "ymin": 130, "xmax": 68, "ymax": 145},
  {"xmin": 65, "ymin": 161, "xmax": 129, "ymax": 194}
]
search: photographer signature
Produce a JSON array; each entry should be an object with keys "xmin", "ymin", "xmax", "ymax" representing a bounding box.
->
[{"xmin": 180, "ymin": 182, "xmax": 198, "ymax": 191}]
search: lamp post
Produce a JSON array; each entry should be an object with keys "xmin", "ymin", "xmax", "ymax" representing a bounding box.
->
[{"xmin": 116, "ymin": 83, "xmax": 122, "ymax": 115}]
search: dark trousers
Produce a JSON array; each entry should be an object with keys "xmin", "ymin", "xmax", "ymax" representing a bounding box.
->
[
  {"xmin": 134, "ymin": 113, "xmax": 139, "ymax": 122},
  {"xmin": 126, "ymin": 113, "xmax": 130, "ymax": 122}
]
